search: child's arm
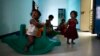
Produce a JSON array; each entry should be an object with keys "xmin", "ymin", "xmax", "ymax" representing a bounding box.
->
[
  {"xmin": 76, "ymin": 19, "xmax": 78, "ymax": 24},
  {"xmin": 30, "ymin": 19, "xmax": 44, "ymax": 28},
  {"xmin": 37, "ymin": 23, "xmax": 44, "ymax": 28},
  {"xmin": 30, "ymin": 19, "xmax": 38, "ymax": 25},
  {"xmin": 66, "ymin": 19, "xmax": 70, "ymax": 26}
]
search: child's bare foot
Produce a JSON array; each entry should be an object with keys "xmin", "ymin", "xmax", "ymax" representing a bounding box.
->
[
  {"xmin": 71, "ymin": 39, "xmax": 75, "ymax": 44},
  {"xmin": 67, "ymin": 39, "xmax": 70, "ymax": 44},
  {"xmin": 67, "ymin": 41, "xmax": 70, "ymax": 44},
  {"xmin": 71, "ymin": 42, "xmax": 75, "ymax": 44}
]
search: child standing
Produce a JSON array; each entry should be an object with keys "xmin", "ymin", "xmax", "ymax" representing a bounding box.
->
[
  {"xmin": 25, "ymin": 10, "xmax": 43, "ymax": 52},
  {"xmin": 65, "ymin": 11, "xmax": 78, "ymax": 44}
]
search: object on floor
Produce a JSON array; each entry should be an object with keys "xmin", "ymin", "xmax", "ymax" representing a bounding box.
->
[{"xmin": 1, "ymin": 24, "xmax": 61, "ymax": 55}]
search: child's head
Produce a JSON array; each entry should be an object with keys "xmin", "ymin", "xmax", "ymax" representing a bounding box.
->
[
  {"xmin": 70, "ymin": 11, "xmax": 78, "ymax": 18},
  {"xmin": 48, "ymin": 15, "xmax": 54, "ymax": 21},
  {"xmin": 31, "ymin": 10, "xmax": 41, "ymax": 19},
  {"xmin": 61, "ymin": 19, "xmax": 65, "ymax": 23}
]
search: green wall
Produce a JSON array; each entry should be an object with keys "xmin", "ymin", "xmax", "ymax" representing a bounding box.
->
[
  {"xmin": 0, "ymin": 0, "xmax": 1, "ymax": 20},
  {"xmin": 0, "ymin": 0, "xmax": 32, "ymax": 35}
]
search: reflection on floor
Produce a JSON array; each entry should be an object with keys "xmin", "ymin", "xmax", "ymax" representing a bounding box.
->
[{"xmin": 0, "ymin": 32, "xmax": 100, "ymax": 56}]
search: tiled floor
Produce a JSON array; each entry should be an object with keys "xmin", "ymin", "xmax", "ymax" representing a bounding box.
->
[{"xmin": 0, "ymin": 32, "xmax": 100, "ymax": 56}]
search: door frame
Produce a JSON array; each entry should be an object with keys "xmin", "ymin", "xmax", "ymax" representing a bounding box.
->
[{"xmin": 92, "ymin": 0, "xmax": 96, "ymax": 34}]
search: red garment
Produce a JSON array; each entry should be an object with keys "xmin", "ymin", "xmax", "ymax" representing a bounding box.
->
[
  {"xmin": 65, "ymin": 19, "xmax": 78, "ymax": 39},
  {"xmin": 60, "ymin": 24, "xmax": 66, "ymax": 35}
]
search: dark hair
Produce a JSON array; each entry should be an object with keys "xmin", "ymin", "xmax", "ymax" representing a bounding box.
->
[
  {"xmin": 30, "ymin": 9, "xmax": 41, "ymax": 17},
  {"xmin": 70, "ymin": 10, "xmax": 78, "ymax": 18},
  {"xmin": 49, "ymin": 15, "xmax": 54, "ymax": 19},
  {"xmin": 61, "ymin": 19, "xmax": 65, "ymax": 22}
]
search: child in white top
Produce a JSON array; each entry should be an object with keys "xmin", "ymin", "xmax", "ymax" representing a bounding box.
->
[{"xmin": 25, "ymin": 10, "xmax": 43, "ymax": 52}]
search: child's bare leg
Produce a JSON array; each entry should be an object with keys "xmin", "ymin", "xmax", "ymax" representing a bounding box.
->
[
  {"xmin": 25, "ymin": 35, "xmax": 34, "ymax": 52},
  {"xmin": 67, "ymin": 38, "xmax": 70, "ymax": 44},
  {"xmin": 71, "ymin": 39, "xmax": 75, "ymax": 44}
]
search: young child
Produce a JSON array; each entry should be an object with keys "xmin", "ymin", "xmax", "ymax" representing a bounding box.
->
[
  {"xmin": 56, "ymin": 19, "xmax": 67, "ymax": 35},
  {"xmin": 45, "ymin": 15, "xmax": 54, "ymax": 38},
  {"xmin": 65, "ymin": 11, "xmax": 78, "ymax": 44},
  {"xmin": 25, "ymin": 10, "xmax": 44, "ymax": 52}
]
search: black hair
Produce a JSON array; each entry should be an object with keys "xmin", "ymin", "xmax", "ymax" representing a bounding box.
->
[
  {"xmin": 61, "ymin": 19, "xmax": 65, "ymax": 22},
  {"xmin": 49, "ymin": 15, "xmax": 54, "ymax": 19},
  {"xmin": 70, "ymin": 10, "xmax": 78, "ymax": 18},
  {"xmin": 30, "ymin": 9, "xmax": 41, "ymax": 17}
]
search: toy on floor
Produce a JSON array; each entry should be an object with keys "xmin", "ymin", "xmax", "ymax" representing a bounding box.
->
[{"xmin": 1, "ymin": 24, "xmax": 61, "ymax": 55}]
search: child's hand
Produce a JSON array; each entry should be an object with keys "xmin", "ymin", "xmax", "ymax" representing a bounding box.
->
[
  {"xmin": 41, "ymin": 23, "xmax": 45, "ymax": 26},
  {"xmin": 33, "ymin": 22, "xmax": 38, "ymax": 26}
]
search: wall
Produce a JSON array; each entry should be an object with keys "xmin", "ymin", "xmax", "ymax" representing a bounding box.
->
[
  {"xmin": 0, "ymin": 0, "xmax": 32, "ymax": 35},
  {"xmin": 37, "ymin": 0, "xmax": 67, "ymax": 26},
  {"xmin": 0, "ymin": 0, "xmax": 81, "ymax": 35},
  {"xmin": 0, "ymin": 0, "xmax": 1, "ymax": 20}
]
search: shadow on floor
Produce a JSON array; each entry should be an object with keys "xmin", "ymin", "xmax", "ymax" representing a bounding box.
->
[{"xmin": 91, "ymin": 37, "xmax": 100, "ymax": 56}]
